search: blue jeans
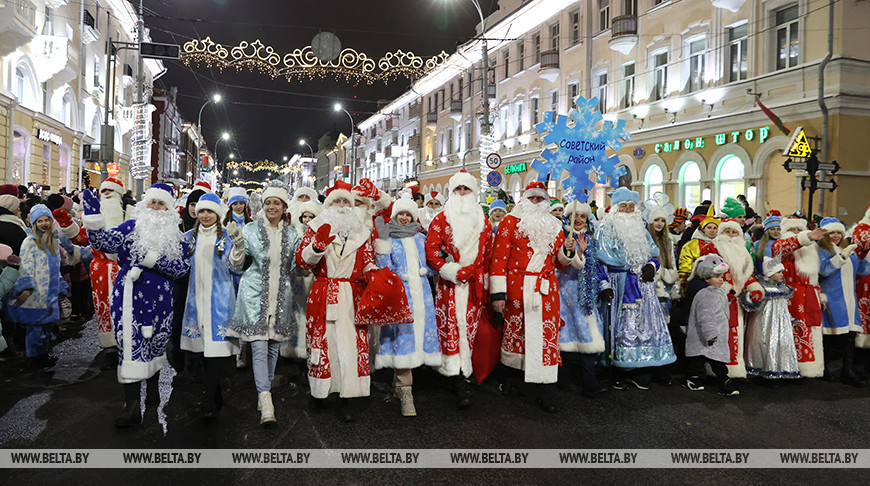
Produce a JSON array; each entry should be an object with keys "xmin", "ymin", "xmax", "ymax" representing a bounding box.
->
[{"xmin": 250, "ymin": 340, "xmax": 280, "ymax": 393}]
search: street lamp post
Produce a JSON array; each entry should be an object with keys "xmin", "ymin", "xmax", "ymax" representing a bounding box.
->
[
  {"xmin": 468, "ymin": 0, "xmax": 492, "ymax": 201},
  {"xmin": 334, "ymin": 104, "xmax": 356, "ymax": 185},
  {"xmin": 299, "ymin": 139, "xmax": 315, "ymax": 188},
  {"xmin": 214, "ymin": 132, "xmax": 230, "ymax": 189},
  {"xmin": 196, "ymin": 94, "xmax": 222, "ymax": 179}
]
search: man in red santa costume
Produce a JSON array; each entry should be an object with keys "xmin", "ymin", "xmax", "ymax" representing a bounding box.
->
[
  {"xmin": 295, "ymin": 180, "xmax": 378, "ymax": 422},
  {"xmin": 419, "ymin": 191, "xmax": 445, "ymax": 232},
  {"xmin": 352, "ymin": 178, "xmax": 392, "ymax": 236},
  {"xmin": 700, "ymin": 218, "xmax": 765, "ymax": 378},
  {"xmin": 424, "ymin": 170, "xmax": 493, "ymax": 408},
  {"xmin": 849, "ymin": 205, "xmax": 870, "ymax": 374},
  {"xmin": 490, "ymin": 181, "xmax": 570, "ymax": 412},
  {"xmin": 772, "ymin": 217, "xmax": 828, "ymax": 377}
]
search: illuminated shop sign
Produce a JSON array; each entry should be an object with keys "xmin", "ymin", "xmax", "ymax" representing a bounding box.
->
[
  {"xmin": 504, "ymin": 162, "xmax": 527, "ymax": 174},
  {"xmin": 654, "ymin": 126, "xmax": 770, "ymax": 154},
  {"xmin": 37, "ymin": 128, "xmax": 62, "ymax": 146}
]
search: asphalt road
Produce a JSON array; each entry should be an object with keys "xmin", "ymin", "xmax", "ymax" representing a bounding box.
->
[{"xmin": 2, "ymin": 320, "xmax": 869, "ymax": 484}]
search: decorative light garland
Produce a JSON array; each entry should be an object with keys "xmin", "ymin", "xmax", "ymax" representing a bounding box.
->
[{"xmin": 181, "ymin": 37, "xmax": 450, "ymax": 84}]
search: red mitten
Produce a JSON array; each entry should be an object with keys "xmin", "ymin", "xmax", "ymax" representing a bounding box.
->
[
  {"xmin": 456, "ymin": 266, "xmax": 474, "ymax": 283},
  {"xmin": 312, "ymin": 224, "xmax": 336, "ymax": 251},
  {"xmin": 52, "ymin": 208, "xmax": 74, "ymax": 228},
  {"xmin": 750, "ymin": 290, "xmax": 763, "ymax": 302}
]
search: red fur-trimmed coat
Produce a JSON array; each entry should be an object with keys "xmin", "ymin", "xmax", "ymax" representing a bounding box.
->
[
  {"xmin": 490, "ymin": 214, "xmax": 569, "ymax": 384},
  {"xmin": 295, "ymin": 219, "xmax": 377, "ymax": 399},
  {"xmin": 424, "ymin": 211, "xmax": 492, "ymax": 378}
]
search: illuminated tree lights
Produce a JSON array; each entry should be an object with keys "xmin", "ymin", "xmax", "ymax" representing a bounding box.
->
[{"xmin": 181, "ymin": 37, "xmax": 450, "ymax": 84}]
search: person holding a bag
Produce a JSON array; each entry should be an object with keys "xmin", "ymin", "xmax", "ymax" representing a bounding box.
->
[
  {"xmin": 295, "ymin": 180, "xmax": 377, "ymax": 423},
  {"xmin": 372, "ymin": 197, "xmax": 440, "ymax": 417}
]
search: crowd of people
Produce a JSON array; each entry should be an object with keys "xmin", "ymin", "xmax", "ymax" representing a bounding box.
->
[{"xmin": 2, "ymin": 173, "xmax": 870, "ymax": 429}]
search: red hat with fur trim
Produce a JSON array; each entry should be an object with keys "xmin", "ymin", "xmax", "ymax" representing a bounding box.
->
[
  {"xmin": 523, "ymin": 181, "xmax": 549, "ymax": 199},
  {"xmin": 324, "ymin": 180, "xmax": 355, "ymax": 208}
]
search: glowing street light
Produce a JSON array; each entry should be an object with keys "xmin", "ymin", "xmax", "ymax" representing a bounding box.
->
[{"xmin": 333, "ymin": 103, "xmax": 356, "ymax": 184}]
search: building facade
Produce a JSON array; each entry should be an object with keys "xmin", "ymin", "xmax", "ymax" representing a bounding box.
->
[{"xmin": 0, "ymin": 0, "xmax": 164, "ymax": 193}]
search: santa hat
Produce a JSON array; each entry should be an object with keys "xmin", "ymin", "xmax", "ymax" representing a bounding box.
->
[
  {"xmin": 607, "ymin": 186, "xmax": 640, "ymax": 205},
  {"xmin": 225, "ymin": 187, "xmax": 248, "ymax": 207},
  {"xmin": 424, "ymin": 191, "xmax": 445, "ymax": 206},
  {"xmin": 143, "ymin": 183, "xmax": 176, "ymax": 210},
  {"xmin": 489, "ymin": 199, "xmax": 507, "ymax": 215},
  {"xmin": 763, "ymin": 255, "xmax": 785, "ymax": 278},
  {"xmin": 28, "ymin": 204, "xmax": 53, "ymax": 226},
  {"xmin": 391, "ymin": 196, "xmax": 420, "ymax": 222},
  {"xmin": 448, "ymin": 170, "xmax": 478, "ymax": 195},
  {"xmin": 523, "ymin": 181, "xmax": 549, "ymax": 199},
  {"xmin": 407, "ymin": 182, "xmax": 420, "ymax": 195},
  {"xmin": 780, "ymin": 216, "xmax": 807, "ymax": 233},
  {"xmin": 324, "ymin": 180, "xmax": 355, "ymax": 208},
  {"xmin": 763, "ymin": 210, "xmax": 782, "ymax": 232},
  {"xmin": 699, "ymin": 205, "xmax": 721, "ymax": 229},
  {"xmin": 292, "ymin": 187, "xmax": 319, "ymax": 203},
  {"xmin": 261, "ymin": 182, "xmax": 290, "ymax": 207},
  {"xmin": 354, "ymin": 268, "xmax": 414, "ymax": 326},
  {"xmin": 819, "ymin": 216, "xmax": 845, "ymax": 234},
  {"xmin": 721, "ymin": 197, "xmax": 746, "ymax": 218},
  {"xmin": 549, "ymin": 198, "xmax": 564, "ymax": 211},
  {"xmin": 565, "ymin": 200, "xmax": 593, "ymax": 220},
  {"xmin": 669, "ymin": 207, "xmax": 690, "ymax": 229},
  {"xmin": 193, "ymin": 180, "xmax": 212, "ymax": 193},
  {"xmin": 195, "ymin": 193, "xmax": 225, "ymax": 218},
  {"xmin": 298, "ymin": 200, "xmax": 322, "ymax": 219},
  {"xmin": 352, "ymin": 178, "xmax": 379, "ymax": 206},
  {"xmin": 718, "ymin": 219, "xmax": 743, "ymax": 236},
  {"xmin": 100, "ymin": 177, "xmax": 124, "ymax": 195}
]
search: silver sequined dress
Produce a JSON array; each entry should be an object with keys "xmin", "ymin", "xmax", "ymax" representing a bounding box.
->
[{"xmin": 741, "ymin": 278, "xmax": 801, "ymax": 379}]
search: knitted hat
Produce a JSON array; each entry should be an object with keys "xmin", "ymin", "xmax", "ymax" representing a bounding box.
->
[
  {"xmin": 721, "ymin": 197, "xmax": 746, "ymax": 218},
  {"xmin": 100, "ymin": 177, "xmax": 124, "ymax": 195},
  {"xmin": 780, "ymin": 216, "xmax": 807, "ymax": 233},
  {"xmin": 699, "ymin": 205, "xmax": 721, "ymax": 229},
  {"xmin": 523, "ymin": 181, "xmax": 549, "ymax": 199},
  {"xmin": 819, "ymin": 216, "xmax": 845, "ymax": 234},
  {"xmin": 46, "ymin": 194, "xmax": 65, "ymax": 211},
  {"xmin": 763, "ymin": 210, "xmax": 782, "ymax": 232},
  {"xmin": 324, "ymin": 180, "xmax": 355, "ymax": 208},
  {"xmin": 0, "ymin": 243, "xmax": 12, "ymax": 261},
  {"xmin": 489, "ymin": 199, "xmax": 507, "ymax": 215},
  {"xmin": 763, "ymin": 255, "xmax": 785, "ymax": 278},
  {"xmin": 0, "ymin": 195, "xmax": 20, "ymax": 213},
  {"xmin": 195, "ymin": 193, "xmax": 224, "ymax": 217},
  {"xmin": 549, "ymin": 198, "xmax": 564, "ymax": 211},
  {"xmin": 0, "ymin": 184, "xmax": 19, "ymax": 197},
  {"xmin": 28, "ymin": 204, "xmax": 53, "ymax": 226},
  {"xmin": 261, "ymin": 181, "xmax": 290, "ymax": 207},
  {"xmin": 143, "ymin": 183, "xmax": 176, "ymax": 210},
  {"xmin": 391, "ymin": 196, "xmax": 420, "ymax": 221},
  {"xmin": 669, "ymin": 207, "xmax": 690, "ymax": 229},
  {"xmin": 424, "ymin": 191, "xmax": 445, "ymax": 206},
  {"xmin": 448, "ymin": 170, "xmax": 478, "ymax": 194},
  {"xmin": 225, "ymin": 187, "xmax": 248, "ymax": 207},
  {"xmin": 292, "ymin": 187, "xmax": 319, "ymax": 203},
  {"xmin": 691, "ymin": 254, "xmax": 729, "ymax": 280},
  {"xmin": 607, "ymin": 186, "xmax": 640, "ymax": 205}
]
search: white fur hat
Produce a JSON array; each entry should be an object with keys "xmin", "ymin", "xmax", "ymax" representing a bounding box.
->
[
  {"xmin": 780, "ymin": 217, "xmax": 808, "ymax": 233},
  {"xmin": 448, "ymin": 170, "xmax": 478, "ymax": 195},
  {"xmin": 763, "ymin": 255, "xmax": 785, "ymax": 278},
  {"xmin": 718, "ymin": 220, "xmax": 743, "ymax": 236},
  {"xmin": 564, "ymin": 201, "xmax": 593, "ymax": 220},
  {"xmin": 391, "ymin": 196, "xmax": 419, "ymax": 222},
  {"xmin": 298, "ymin": 200, "xmax": 322, "ymax": 219},
  {"xmin": 646, "ymin": 206, "xmax": 669, "ymax": 224},
  {"xmin": 424, "ymin": 191, "xmax": 445, "ymax": 206},
  {"xmin": 262, "ymin": 185, "xmax": 289, "ymax": 207},
  {"xmin": 293, "ymin": 187, "xmax": 319, "ymax": 202}
]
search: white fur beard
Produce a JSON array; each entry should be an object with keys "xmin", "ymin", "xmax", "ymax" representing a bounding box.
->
[
  {"xmin": 713, "ymin": 235, "xmax": 753, "ymax": 292},
  {"xmin": 599, "ymin": 211, "xmax": 651, "ymax": 272},
  {"xmin": 129, "ymin": 206, "xmax": 183, "ymax": 263},
  {"xmin": 794, "ymin": 242, "xmax": 821, "ymax": 285},
  {"xmin": 101, "ymin": 193, "xmax": 125, "ymax": 228},
  {"xmin": 445, "ymin": 193, "xmax": 484, "ymax": 250},
  {"xmin": 515, "ymin": 199, "xmax": 561, "ymax": 254},
  {"xmin": 353, "ymin": 205, "xmax": 374, "ymax": 228},
  {"xmin": 319, "ymin": 206, "xmax": 366, "ymax": 238}
]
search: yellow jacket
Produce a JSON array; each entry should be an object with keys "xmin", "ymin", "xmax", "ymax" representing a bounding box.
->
[{"xmin": 678, "ymin": 236, "xmax": 711, "ymax": 290}]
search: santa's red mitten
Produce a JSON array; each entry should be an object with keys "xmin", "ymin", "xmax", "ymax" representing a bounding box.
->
[
  {"xmin": 750, "ymin": 290, "xmax": 763, "ymax": 302},
  {"xmin": 312, "ymin": 224, "xmax": 336, "ymax": 251},
  {"xmin": 456, "ymin": 266, "xmax": 474, "ymax": 283},
  {"xmin": 52, "ymin": 208, "xmax": 74, "ymax": 228}
]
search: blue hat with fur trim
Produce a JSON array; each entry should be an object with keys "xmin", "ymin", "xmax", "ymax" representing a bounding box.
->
[
  {"xmin": 195, "ymin": 192, "xmax": 225, "ymax": 218},
  {"xmin": 28, "ymin": 203, "xmax": 53, "ymax": 226},
  {"xmin": 820, "ymin": 216, "xmax": 845, "ymax": 234},
  {"xmin": 607, "ymin": 186, "xmax": 640, "ymax": 205},
  {"xmin": 143, "ymin": 183, "xmax": 176, "ymax": 209},
  {"xmin": 489, "ymin": 200, "xmax": 507, "ymax": 214},
  {"xmin": 225, "ymin": 187, "xmax": 248, "ymax": 207}
]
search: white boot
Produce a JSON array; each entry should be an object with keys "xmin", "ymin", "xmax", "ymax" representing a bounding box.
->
[
  {"xmin": 258, "ymin": 391, "xmax": 276, "ymax": 426},
  {"xmin": 396, "ymin": 387, "xmax": 417, "ymax": 417}
]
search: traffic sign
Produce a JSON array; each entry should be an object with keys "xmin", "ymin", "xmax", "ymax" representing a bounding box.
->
[
  {"xmin": 487, "ymin": 171, "xmax": 502, "ymax": 187},
  {"xmin": 485, "ymin": 152, "xmax": 502, "ymax": 169},
  {"xmin": 818, "ymin": 161, "xmax": 840, "ymax": 173},
  {"xmin": 802, "ymin": 178, "xmax": 837, "ymax": 191},
  {"xmin": 783, "ymin": 127, "xmax": 812, "ymax": 158},
  {"xmin": 140, "ymin": 42, "xmax": 180, "ymax": 60},
  {"xmin": 782, "ymin": 159, "xmax": 806, "ymax": 172}
]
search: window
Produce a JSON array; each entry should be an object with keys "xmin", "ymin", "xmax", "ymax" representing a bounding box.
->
[
  {"xmin": 624, "ymin": 0, "xmax": 637, "ymax": 16},
  {"xmin": 501, "ymin": 107, "xmax": 509, "ymax": 138},
  {"xmin": 550, "ymin": 91, "xmax": 559, "ymax": 118},
  {"xmin": 440, "ymin": 89, "xmax": 445, "ymax": 110},
  {"xmin": 531, "ymin": 97, "xmax": 540, "ymax": 125},
  {"xmin": 686, "ymin": 38, "xmax": 706, "ymax": 93},
  {"xmin": 775, "ymin": 5, "xmax": 799, "ymax": 70},
  {"xmin": 94, "ymin": 55, "xmax": 101, "ymax": 87},
  {"xmin": 448, "ymin": 128, "xmax": 453, "ymax": 154},
  {"xmin": 550, "ymin": 23, "xmax": 560, "ymax": 50},
  {"xmin": 570, "ymin": 10, "xmax": 581, "ymax": 45},
  {"xmin": 517, "ymin": 41, "xmax": 525, "ymax": 71},
  {"xmin": 644, "ymin": 165, "xmax": 664, "ymax": 200},
  {"xmin": 516, "ymin": 102, "xmax": 524, "ymax": 133},
  {"xmin": 569, "ymin": 83, "xmax": 579, "ymax": 104},
  {"xmin": 728, "ymin": 24, "xmax": 748, "ymax": 82},
  {"xmin": 680, "ymin": 162, "xmax": 702, "ymax": 211},
  {"xmin": 458, "ymin": 78, "xmax": 464, "ymax": 99},
  {"xmin": 61, "ymin": 94, "xmax": 72, "ymax": 126},
  {"xmin": 652, "ymin": 51, "xmax": 668, "ymax": 101},
  {"xmin": 533, "ymin": 34, "xmax": 541, "ymax": 64},
  {"xmin": 621, "ymin": 62, "xmax": 635, "ymax": 108},
  {"xmin": 599, "ymin": 0, "xmax": 610, "ymax": 32},
  {"xmin": 503, "ymin": 51, "xmax": 510, "ymax": 79},
  {"xmin": 15, "ymin": 67, "xmax": 26, "ymax": 101},
  {"xmin": 596, "ymin": 72, "xmax": 608, "ymax": 113},
  {"xmin": 716, "ymin": 155, "xmax": 745, "ymax": 207}
]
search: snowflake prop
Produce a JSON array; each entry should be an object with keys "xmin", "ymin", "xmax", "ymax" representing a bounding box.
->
[{"xmin": 532, "ymin": 95, "xmax": 631, "ymax": 202}]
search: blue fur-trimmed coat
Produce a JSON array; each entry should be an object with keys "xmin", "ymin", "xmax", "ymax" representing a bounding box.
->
[
  {"xmin": 180, "ymin": 225, "xmax": 241, "ymax": 357},
  {"xmin": 87, "ymin": 220, "xmax": 191, "ymax": 383},
  {"xmin": 373, "ymin": 232, "xmax": 441, "ymax": 370},
  {"xmin": 557, "ymin": 231, "xmax": 608, "ymax": 354},
  {"xmin": 8, "ymin": 234, "xmax": 67, "ymax": 325},
  {"xmin": 819, "ymin": 248, "xmax": 870, "ymax": 335}
]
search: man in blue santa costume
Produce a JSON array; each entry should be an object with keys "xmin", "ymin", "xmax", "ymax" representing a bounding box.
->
[
  {"xmin": 83, "ymin": 183, "xmax": 191, "ymax": 428},
  {"xmin": 596, "ymin": 187, "xmax": 676, "ymax": 389}
]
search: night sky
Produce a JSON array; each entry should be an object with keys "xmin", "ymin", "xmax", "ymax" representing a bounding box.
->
[{"xmin": 143, "ymin": 0, "xmax": 494, "ymax": 165}]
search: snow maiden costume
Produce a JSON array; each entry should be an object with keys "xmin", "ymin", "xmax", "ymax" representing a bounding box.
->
[{"xmin": 82, "ymin": 184, "xmax": 191, "ymax": 427}]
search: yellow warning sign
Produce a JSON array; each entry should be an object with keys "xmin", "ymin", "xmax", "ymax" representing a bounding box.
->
[{"xmin": 785, "ymin": 127, "xmax": 812, "ymax": 158}]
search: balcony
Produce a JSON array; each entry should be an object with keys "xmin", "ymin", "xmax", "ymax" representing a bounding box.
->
[
  {"xmin": 408, "ymin": 103, "xmax": 422, "ymax": 120},
  {"xmin": 386, "ymin": 117, "xmax": 399, "ymax": 131},
  {"xmin": 450, "ymin": 99, "xmax": 463, "ymax": 121},
  {"xmin": 408, "ymin": 134, "xmax": 421, "ymax": 149},
  {"xmin": 53, "ymin": 41, "xmax": 79, "ymax": 85},
  {"xmin": 0, "ymin": 0, "xmax": 38, "ymax": 57},
  {"xmin": 83, "ymin": 10, "xmax": 99, "ymax": 45},
  {"xmin": 609, "ymin": 15, "xmax": 638, "ymax": 54},
  {"xmin": 426, "ymin": 111, "xmax": 437, "ymax": 126},
  {"xmin": 487, "ymin": 84, "xmax": 496, "ymax": 99},
  {"xmin": 385, "ymin": 144, "xmax": 402, "ymax": 157},
  {"xmin": 538, "ymin": 49, "xmax": 560, "ymax": 82},
  {"xmin": 711, "ymin": 0, "xmax": 747, "ymax": 12}
]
